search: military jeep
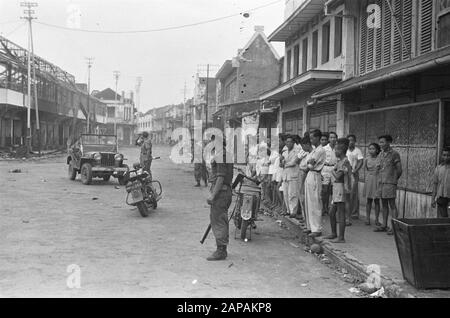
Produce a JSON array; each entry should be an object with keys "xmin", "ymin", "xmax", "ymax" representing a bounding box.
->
[{"xmin": 67, "ymin": 134, "xmax": 129, "ymax": 185}]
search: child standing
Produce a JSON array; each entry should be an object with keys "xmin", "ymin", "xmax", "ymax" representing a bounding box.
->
[
  {"xmin": 432, "ymin": 147, "xmax": 450, "ymax": 217},
  {"xmin": 324, "ymin": 138, "xmax": 352, "ymax": 243},
  {"xmin": 364, "ymin": 143, "xmax": 382, "ymax": 226}
]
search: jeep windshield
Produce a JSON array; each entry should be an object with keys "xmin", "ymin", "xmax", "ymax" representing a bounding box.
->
[{"xmin": 80, "ymin": 135, "xmax": 117, "ymax": 153}]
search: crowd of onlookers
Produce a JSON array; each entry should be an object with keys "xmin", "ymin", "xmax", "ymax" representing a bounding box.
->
[{"xmin": 250, "ymin": 131, "xmax": 450, "ymax": 243}]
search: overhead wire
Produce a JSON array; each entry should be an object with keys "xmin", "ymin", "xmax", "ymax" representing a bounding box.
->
[
  {"xmin": 34, "ymin": 0, "xmax": 283, "ymax": 34},
  {"xmin": 1, "ymin": 21, "xmax": 27, "ymax": 38}
]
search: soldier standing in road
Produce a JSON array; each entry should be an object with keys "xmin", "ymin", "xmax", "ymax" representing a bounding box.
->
[
  {"xmin": 206, "ymin": 144, "xmax": 234, "ymax": 261},
  {"xmin": 139, "ymin": 131, "xmax": 153, "ymax": 173}
]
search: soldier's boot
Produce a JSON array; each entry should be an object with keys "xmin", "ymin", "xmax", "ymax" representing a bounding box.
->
[{"xmin": 206, "ymin": 245, "xmax": 227, "ymax": 261}]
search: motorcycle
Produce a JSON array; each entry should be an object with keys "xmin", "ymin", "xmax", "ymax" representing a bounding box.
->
[
  {"xmin": 124, "ymin": 158, "xmax": 162, "ymax": 217},
  {"xmin": 231, "ymin": 167, "xmax": 262, "ymax": 241}
]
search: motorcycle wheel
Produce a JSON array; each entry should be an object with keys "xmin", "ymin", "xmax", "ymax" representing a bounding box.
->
[
  {"xmin": 68, "ymin": 160, "xmax": 77, "ymax": 180},
  {"xmin": 240, "ymin": 219, "xmax": 250, "ymax": 240},
  {"xmin": 136, "ymin": 201, "xmax": 149, "ymax": 217},
  {"xmin": 233, "ymin": 196, "xmax": 243, "ymax": 230}
]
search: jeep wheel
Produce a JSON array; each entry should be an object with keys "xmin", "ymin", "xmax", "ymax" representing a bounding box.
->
[
  {"xmin": 80, "ymin": 163, "xmax": 93, "ymax": 185},
  {"xmin": 103, "ymin": 175, "xmax": 111, "ymax": 182},
  {"xmin": 68, "ymin": 160, "xmax": 77, "ymax": 180}
]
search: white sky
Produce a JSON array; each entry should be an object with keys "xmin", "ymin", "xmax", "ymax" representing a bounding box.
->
[{"xmin": 0, "ymin": 0, "xmax": 285, "ymax": 112}]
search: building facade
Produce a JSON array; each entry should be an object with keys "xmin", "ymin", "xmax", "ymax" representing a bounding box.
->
[
  {"xmin": 261, "ymin": 0, "xmax": 353, "ymax": 138},
  {"xmin": 214, "ymin": 25, "xmax": 282, "ymax": 137},
  {"xmin": 0, "ymin": 35, "xmax": 107, "ymax": 152},
  {"xmin": 312, "ymin": 0, "xmax": 450, "ymax": 218}
]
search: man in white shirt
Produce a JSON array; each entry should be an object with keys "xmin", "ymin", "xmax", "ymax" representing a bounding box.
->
[
  {"xmin": 281, "ymin": 136, "xmax": 300, "ymax": 218},
  {"xmin": 322, "ymin": 132, "xmax": 338, "ymax": 216},
  {"xmin": 346, "ymin": 135, "xmax": 364, "ymax": 224},
  {"xmin": 305, "ymin": 130, "xmax": 327, "ymax": 237}
]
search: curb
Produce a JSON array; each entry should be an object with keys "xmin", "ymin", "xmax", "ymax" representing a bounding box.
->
[{"xmin": 268, "ymin": 207, "xmax": 416, "ymax": 298}]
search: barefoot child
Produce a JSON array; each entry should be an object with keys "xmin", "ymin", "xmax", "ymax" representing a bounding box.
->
[
  {"xmin": 364, "ymin": 143, "xmax": 382, "ymax": 226},
  {"xmin": 324, "ymin": 138, "xmax": 352, "ymax": 243}
]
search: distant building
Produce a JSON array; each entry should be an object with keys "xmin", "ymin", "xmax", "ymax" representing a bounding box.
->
[
  {"xmin": 93, "ymin": 88, "xmax": 136, "ymax": 145},
  {"xmin": 214, "ymin": 26, "xmax": 281, "ymax": 136}
]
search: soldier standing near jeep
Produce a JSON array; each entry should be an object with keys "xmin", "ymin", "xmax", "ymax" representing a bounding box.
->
[{"xmin": 139, "ymin": 132, "xmax": 153, "ymax": 173}]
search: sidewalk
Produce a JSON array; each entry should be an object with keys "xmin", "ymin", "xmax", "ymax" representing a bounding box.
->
[{"xmin": 272, "ymin": 204, "xmax": 450, "ymax": 298}]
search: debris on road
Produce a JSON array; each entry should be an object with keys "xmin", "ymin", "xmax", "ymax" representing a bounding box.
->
[
  {"xmin": 289, "ymin": 242, "xmax": 300, "ymax": 248},
  {"xmin": 348, "ymin": 287, "xmax": 361, "ymax": 294},
  {"xmin": 369, "ymin": 287, "xmax": 385, "ymax": 298},
  {"xmin": 301, "ymin": 283, "xmax": 308, "ymax": 287},
  {"xmin": 9, "ymin": 169, "xmax": 22, "ymax": 173},
  {"xmin": 358, "ymin": 282, "xmax": 379, "ymax": 294},
  {"xmin": 192, "ymin": 279, "xmax": 198, "ymax": 285},
  {"xmin": 228, "ymin": 263, "xmax": 234, "ymax": 268},
  {"xmin": 92, "ymin": 197, "xmax": 99, "ymax": 200}
]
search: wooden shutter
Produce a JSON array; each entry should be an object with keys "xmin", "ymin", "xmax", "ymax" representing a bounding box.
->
[
  {"xmin": 393, "ymin": 0, "xmax": 403, "ymax": 63},
  {"xmin": 383, "ymin": 0, "xmax": 393, "ymax": 67},
  {"xmin": 367, "ymin": 17, "xmax": 375, "ymax": 71},
  {"xmin": 419, "ymin": 0, "xmax": 434, "ymax": 54},
  {"xmin": 375, "ymin": 0, "xmax": 383, "ymax": 69},
  {"xmin": 360, "ymin": 2, "xmax": 368, "ymax": 75},
  {"xmin": 402, "ymin": 0, "xmax": 413, "ymax": 59}
]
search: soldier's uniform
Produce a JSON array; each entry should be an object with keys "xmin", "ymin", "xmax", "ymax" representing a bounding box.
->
[
  {"xmin": 208, "ymin": 154, "xmax": 234, "ymax": 260},
  {"xmin": 140, "ymin": 138, "xmax": 153, "ymax": 173}
]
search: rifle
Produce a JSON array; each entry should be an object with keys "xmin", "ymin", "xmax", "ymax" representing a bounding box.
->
[
  {"xmin": 200, "ymin": 210, "xmax": 237, "ymax": 244},
  {"xmin": 200, "ymin": 170, "xmax": 261, "ymax": 244}
]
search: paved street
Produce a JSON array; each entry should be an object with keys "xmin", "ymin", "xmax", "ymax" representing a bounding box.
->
[{"xmin": 0, "ymin": 145, "xmax": 354, "ymax": 298}]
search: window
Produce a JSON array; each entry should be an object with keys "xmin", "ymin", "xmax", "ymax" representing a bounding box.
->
[
  {"xmin": 312, "ymin": 31, "xmax": 318, "ymax": 69},
  {"xmin": 322, "ymin": 21, "xmax": 331, "ymax": 64},
  {"xmin": 438, "ymin": 0, "xmax": 450, "ymax": 47},
  {"xmin": 334, "ymin": 14, "xmax": 343, "ymax": 57},
  {"xmin": 286, "ymin": 49, "xmax": 292, "ymax": 80},
  {"xmin": 302, "ymin": 38, "xmax": 308, "ymax": 73},
  {"xmin": 293, "ymin": 44, "xmax": 300, "ymax": 76},
  {"xmin": 107, "ymin": 106, "xmax": 115, "ymax": 118}
]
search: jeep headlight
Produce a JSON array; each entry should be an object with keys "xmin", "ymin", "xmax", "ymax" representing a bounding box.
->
[
  {"xmin": 115, "ymin": 154, "xmax": 124, "ymax": 161},
  {"xmin": 93, "ymin": 153, "xmax": 102, "ymax": 161}
]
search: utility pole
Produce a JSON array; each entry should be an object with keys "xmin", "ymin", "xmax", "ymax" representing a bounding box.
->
[
  {"xmin": 205, "ymin": 64, "xmax": 209, "ymax": 131},
  {"xmin": 135, "ymin": 76, "xmax": 142, "ymax": 112},
  {"xmin": 113, "ymin": 71, "xmax": 120, "ymax": 136},
  {"xmin": 20, "ymin": 1, "xmax": 37, "ymax": 155},
  {"xmin": 85, "ymin": 57, "xmax": 94, "ymax": 133}
]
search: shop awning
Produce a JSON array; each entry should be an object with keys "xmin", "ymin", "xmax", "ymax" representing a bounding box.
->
[
  {"xmin": 312, "ymin": 45, "xmax": 450, "ymax": 99},
  {"xmin": 268, "ymin": 0, "xmax": 326, "ymax": 42},
  {"xmin": 259, "ymin": 70, "xmax": 342, "ymax": 101}
]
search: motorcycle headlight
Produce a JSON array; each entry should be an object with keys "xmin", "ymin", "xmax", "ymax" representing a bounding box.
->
[
  {"xmin": 115, "ymin": 154, "xmax": 124, "ymax": 161},
  {"xmin": 93, "ymin": 153, "xmax": 102, "ymax": 161}
]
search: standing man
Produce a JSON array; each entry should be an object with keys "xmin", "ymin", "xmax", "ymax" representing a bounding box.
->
[
  {"xmin": 322, "ymin": 132, "xmax": 338, "ymax": 216},
  {"xmin": 280, "ymin": 136, "xmax": 300, "ymax": 218},
  {"xmin": 298, "ymin": 136, "xmax": 312, "ymax": 224},
  {"xmin": 139, "ymin": 132, "xmax": 153, "ymax": 173},
  {"xmin": 305, "ymin": 130, "xmax": 327, "ymax": 237},
  {"xmin": 375, "ymin": 135, "xmax": 402, "ymax": 235},
  {"xmin": 206, "ymin": 144, "xmax": 234, "ymax": 261},
  {"xmin": 346, "ymin": 135, "xmax": 364, "ymax": 224},
  {"xmin": 432, "ymin": 147, "xmax": 450, "ymax": 218},
  {"xmin": 194, "ymin": 140, "xmax": 208, "ymax": 187}
]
